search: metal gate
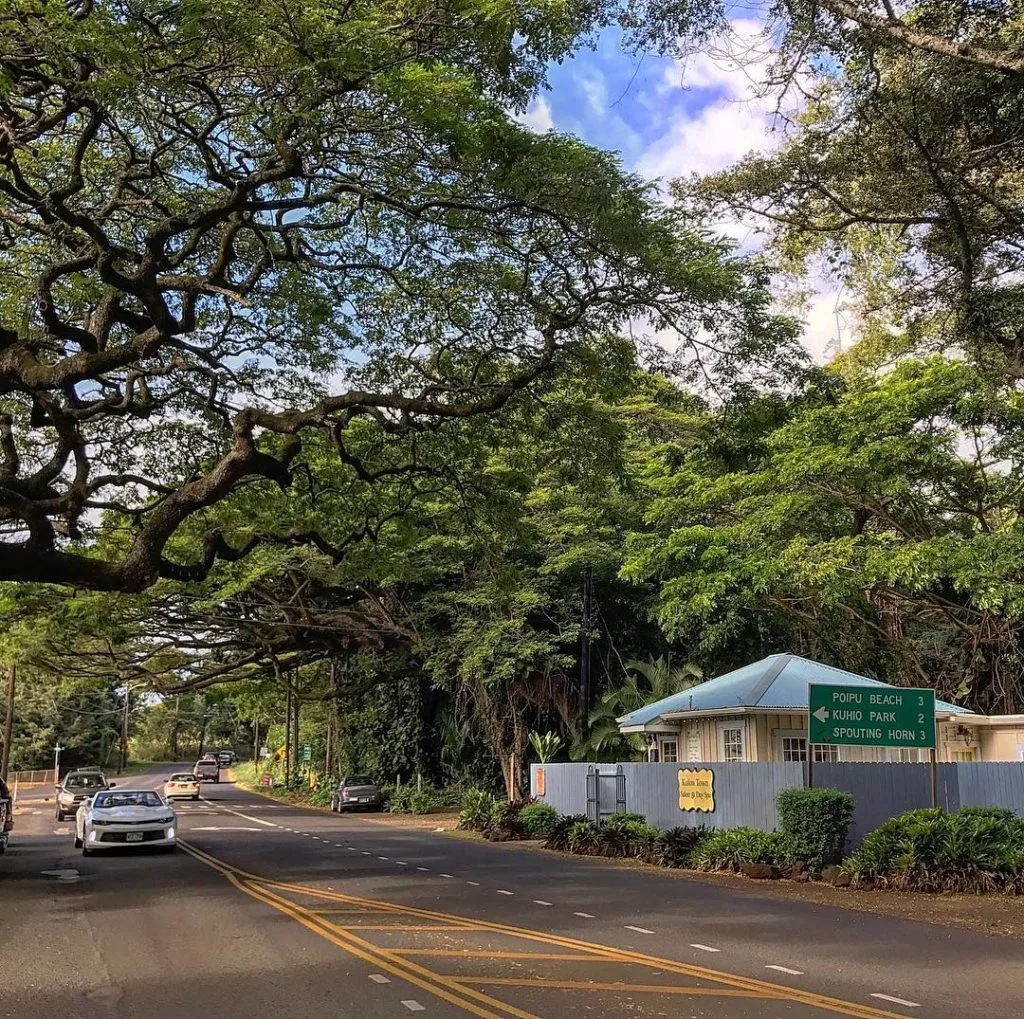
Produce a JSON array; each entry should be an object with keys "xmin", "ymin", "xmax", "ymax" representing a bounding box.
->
[{"xmin": 585, "ymin": 764, "xmax": 626, "ymax": 824}]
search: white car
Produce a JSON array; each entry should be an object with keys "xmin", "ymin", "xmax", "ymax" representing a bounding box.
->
[
  {"xmin": 75, "ymin": 789, "xmax": 177, "ymax": 856},
  {"xmin": 163, "ymin": 772, "xmax": 201, "ymax": 801}
]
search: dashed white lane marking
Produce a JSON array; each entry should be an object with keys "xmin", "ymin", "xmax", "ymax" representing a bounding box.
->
[
  {"xmin": 378, "ymin": 856, "xmax": 389, "ymax": 860},
  {"xmin": 574, "ymin": 912, "xmax": 595, "ymax": 918},
  {"xmin": 766, "ymin": 965, "xmax": 803, "ymax": 976},
  {"xmin": 497, "ymin": 889, "xmax": 514, "ymax": 896},
  {"xmin": 401, "ymin": 1001, "xmax": 425, "ymax": 1012},
  {"xmin": 312, "ymin": 836, "xmax": 321, "ymax": 840},
  {"xmin": 871, "ymin": 994, "xmax": 920, "ymax": 1008},
  {"xmin": 533, "ymin": 900, "xmax": 552, "ymax": 906},
  {"xmin": 200, "ymin": 798, "xmax": 277, "ymax": 827},
  {"xmin": 348, "ymin": 846, "xmax": 358, "ymax": 851},
  {"xmin": 466, "ymin": 881, "xmax": 480, "ymax": 886},
  {"xmin": 334, "ymin": 843, "xmax": 344, "ymax": 847},
  {"xmin": 397, "ymin": 861, "xmax": 408, "ymax": 866},
  {"xmin": 368, "ymin": 974, "xmax": 390, "ymax": 984},
  {"xmin": 417, "ymin": 867, "xmax": 429, "ymax": 872},
  {"xmin": 689, "ymin": 943, "xmax": 720, "ymax": 953},
  {"xmin": 625, "ymin": 925, "xmax": 655, "ymax": 935},
  {"xmin": 362, "ymin": 851, "xmax": 372, "ymax": 856},
  {"xmin": 440, "ymin": 873, "xmax": 453, "ymax": 878}
]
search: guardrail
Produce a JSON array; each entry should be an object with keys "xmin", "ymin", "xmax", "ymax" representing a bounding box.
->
[{"xmin": 8, "ymin": 768, "xmax": 57, "ymax": 787}]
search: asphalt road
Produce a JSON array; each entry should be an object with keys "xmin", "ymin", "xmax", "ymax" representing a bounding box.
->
[{"xmin": 3, "ymin": 766, "xmax": 1023, "ymax": 1018}]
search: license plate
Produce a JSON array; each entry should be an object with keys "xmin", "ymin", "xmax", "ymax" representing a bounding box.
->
[
  {"xmin": 126, "ymin": 832, "xmax": 144, "ymax": 842},
  {"xmin": 357, "ymin": 797, "xmax": 368, "ymax": 803}
]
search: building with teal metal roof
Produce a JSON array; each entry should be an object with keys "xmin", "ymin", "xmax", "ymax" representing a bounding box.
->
[{"xmin": 617, "ymin": 653, "xmax": 987, "ymax": 765}]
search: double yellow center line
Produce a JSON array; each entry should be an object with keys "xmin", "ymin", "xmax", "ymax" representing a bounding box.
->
[{"xmin": 179, "ymin": 840, "xmax": 907, "ymax": 1019}]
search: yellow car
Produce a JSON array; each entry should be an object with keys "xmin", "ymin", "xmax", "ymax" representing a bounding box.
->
[{"xmin": 163, "ymin": 772, "xmax": 200, "ymax": 801}]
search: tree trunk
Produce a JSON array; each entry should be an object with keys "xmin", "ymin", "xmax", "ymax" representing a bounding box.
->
[{"xmin": 1, "ymin": 662, "xmax": 15, "ymax": 781}]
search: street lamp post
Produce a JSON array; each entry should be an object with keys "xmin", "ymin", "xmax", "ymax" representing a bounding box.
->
[{"xmin": 53, "ymin": 742, "xmax": 63, "ymax": 784}]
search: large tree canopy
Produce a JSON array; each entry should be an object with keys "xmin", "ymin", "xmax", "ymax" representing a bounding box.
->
[{"xmin": 0, "ymin": 0, "xmax": 794, "ymax": 592}]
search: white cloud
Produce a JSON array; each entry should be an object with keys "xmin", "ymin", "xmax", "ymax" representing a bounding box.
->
[
  {"xmin": 639, "ymin": 20, "xmax": 782, "ymax": 183},
  {"xmin": 517, "ymin": 96, "xmax": 554, "ymax": 133}
]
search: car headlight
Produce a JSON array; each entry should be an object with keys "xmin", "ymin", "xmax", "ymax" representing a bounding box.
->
[
  {"xmin": 166, "ymin": 826, "xmax": 175, "ymax": 839},
  {"xmin": 88, "ymin": 830, "xmax": 97, "ymax": 842}
]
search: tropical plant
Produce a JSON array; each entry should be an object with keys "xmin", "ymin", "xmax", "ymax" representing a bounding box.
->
[
  {"xmin": 545, "ymin": 814, "xmax": 589, "ymax": 852},
  {"xmin": 458, "ymin": 789, "xmax": 503, "ymax": 832},
  {"xmin": 655, "ymin": 826, "xmax": 714, "ymax": 869},
  {"xmin": 843, "ymin": 808, "xmax": 1024, "ymax": 893},
  {"xmin": 690, "ymin": 828, "xmax": 795, "ymax": 872},
  {"xmin": 572, "ymin": 656, "xmax": 702, "ymax": 761},
  {"xmin": 528, "ymin": 731, "xmax": 564, "ymax": 764},
  {"xmin": 567, "ymin": 819, "xmax": 600, "ymax": 855}
]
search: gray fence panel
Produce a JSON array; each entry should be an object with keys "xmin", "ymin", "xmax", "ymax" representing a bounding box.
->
[
  {"xmin": 956, "ymin": 763, "xmax": 1024, "ymax": 816},
  {"xmin": 812, "ymin": 763, "xmax": 937, "ymax": 847},
  {"xmin": 533, "ymin": 762, "xmax": 803, "ymax": 832},
  {"xmin": 532, "ymin": 761, "xmax": 1024, "ymax": 847}
]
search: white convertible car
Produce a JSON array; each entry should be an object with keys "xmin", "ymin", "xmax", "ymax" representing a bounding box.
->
[{"xmin": 75, "ymin": 789, "xmax": 177, "ymax": 856}]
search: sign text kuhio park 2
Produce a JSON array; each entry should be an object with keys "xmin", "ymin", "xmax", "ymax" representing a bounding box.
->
[{"xmin": 808, "ymin": 684, "xmax": 937, "ymax": 750}]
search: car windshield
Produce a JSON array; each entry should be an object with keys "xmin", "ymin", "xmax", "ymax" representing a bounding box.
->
[
  {"xmin": 170, "ymin": 774, "xmax": 194, "ymax": 782},
  {"xmin": 93, "ymin": 791, "xmax": 162, "ymax": 809},
  {"xmin": 66, "ymin": 774, "xmax": 106, "ymax": 790},
  {"xmin": 346, "ymin": 776, "xmax": 374, "ymax": 786}
]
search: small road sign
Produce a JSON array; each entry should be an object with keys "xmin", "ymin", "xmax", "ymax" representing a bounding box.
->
[
  {"xmin": 301, "ymin": 744, "xmax": 311, "ymax": 762},
  {"xmin": 809, "ymin": 684, "xmax": 936, "ymax": 749}
]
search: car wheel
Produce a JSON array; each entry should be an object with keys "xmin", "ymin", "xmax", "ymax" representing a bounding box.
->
[
  {"xmin": 81, "ymin": 845, "xmax": 91, "ymax": 857},
  {"xmin": 192, "ymin": 795, "xmax": 199, "ymax": 801},
  {"xmin": 55, "ymin": 808, "xmax": 63, "ymax": 821},
  {"xmin": 213, "ymin": 777, "xmax": 219, "ymax": 783},
  {"xmin": 74, "ymin": 835, "xmax": 82, "ymax": 848}
]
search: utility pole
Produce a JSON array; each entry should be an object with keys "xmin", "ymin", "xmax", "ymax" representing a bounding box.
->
[
  {"xmin": 118, "ymin": 682, "xmax": 131, "ymax": 775},
  {"xmin": 284, "ymin": 683, "xmax": 291, "ymax": 788},
  {"xmin": 579, "ymin": 565, "xmax": 593, "ymax": 730},
  {"xmin": 1, "ymin": 662, "xmax": 15, "ymax": 782},
  {"xmin": 53, "ymin": 741, "xmax": 63, "ymax": 784}
]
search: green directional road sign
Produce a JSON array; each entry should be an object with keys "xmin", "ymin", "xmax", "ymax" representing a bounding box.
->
[
  {"xmin": 809, "ymin": 684, "xmax": 936, "ymax": 749},
  {"xmin": 301, "ymin": 743, "xmax": 311, "ymax": 762}
]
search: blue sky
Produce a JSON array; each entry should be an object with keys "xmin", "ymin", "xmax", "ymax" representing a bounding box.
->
[{"xmin": 516, "ymin": 19, "xmax": 848, "ymax": 360}]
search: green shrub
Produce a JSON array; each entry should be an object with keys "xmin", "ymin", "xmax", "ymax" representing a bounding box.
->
[
  {"xmin": 545, "ymin": 814, "xmax": 587, "ymax": 851},
  {"xmin": 568, "ymin": 819, "xmax": 599, "ymax": 854},
  {"xmin": 690, "ymin": 827, "xmax": 794, "ymax": 871},
  {"xmin": 520, "ymin": 803, "xmax": 559, "ymax": 837},
  {"xmin": 409, "ymin": 789, "xmax": 435, "ymax": 815},
  {"xmin": 655, "ymin": 826, "xmax": 713, "ymax": 868},
  {"xmin": 843, "ymin": 807, "xmax": 1024, "ymax": 893},
  {"xmin": 458, "ymin": 788, "xmax": 502, "ymax": 831},
  {"xmin": 386, "ymin": 785, "xmax": 415, "ymax": 813},
  {"xmin": 777, "ymin": 787, "xmax": 855, "ymax": 872},
  {"xmin": 606, "ymin": 811, "xmax": 647, "ymax": 828}
]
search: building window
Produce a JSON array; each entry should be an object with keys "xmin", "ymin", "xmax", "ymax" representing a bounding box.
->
[
  {"xmin": 661, "ymin": 740, "xmax": 678, "ymax": 763},
  {"xmin": 721, "ymin": 726, "xmax": 745, "ymax": 762},
  {"xmin": 889, "ymin": 747, "xmax": 918, "ymax": 763},
  {"xmin": 777, "ymin": 733, "xmax": 840, "ymax": 763},
  {"xmin": 950, "ymin": 748, "xmax": 978, "ymax": 762},
  {"xmin": 781, "ymin": 736, "xmax": 806, "ymax": 762}
]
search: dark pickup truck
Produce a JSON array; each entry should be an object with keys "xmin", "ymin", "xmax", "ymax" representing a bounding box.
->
[{"xmin": 193, "ymin": 759, "xmax": 220, "ymax": 783}]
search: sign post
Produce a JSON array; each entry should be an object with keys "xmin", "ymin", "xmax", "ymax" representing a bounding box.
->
[{"xmin": 808, "ymin": 684, "xmax": 937, "ymax": 797}]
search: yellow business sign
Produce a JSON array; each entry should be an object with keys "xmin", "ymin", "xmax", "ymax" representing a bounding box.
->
[{"xmin": 677, "ymin": 768, "xmax": 715, "ymax": 812}]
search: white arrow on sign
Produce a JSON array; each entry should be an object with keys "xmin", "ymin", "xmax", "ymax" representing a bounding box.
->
[{"xmin": 812, "ymin": 706, "xmax": 830, "ymax": 724}]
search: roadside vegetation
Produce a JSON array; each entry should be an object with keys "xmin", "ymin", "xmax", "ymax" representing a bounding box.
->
[
  {"xmin": 2, "ymin": 0, "xmax": 1024, "ymax": 807},
  {"xmin": 468, "ymin": 790, "xmax": 1024, "ymax": 896}
]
